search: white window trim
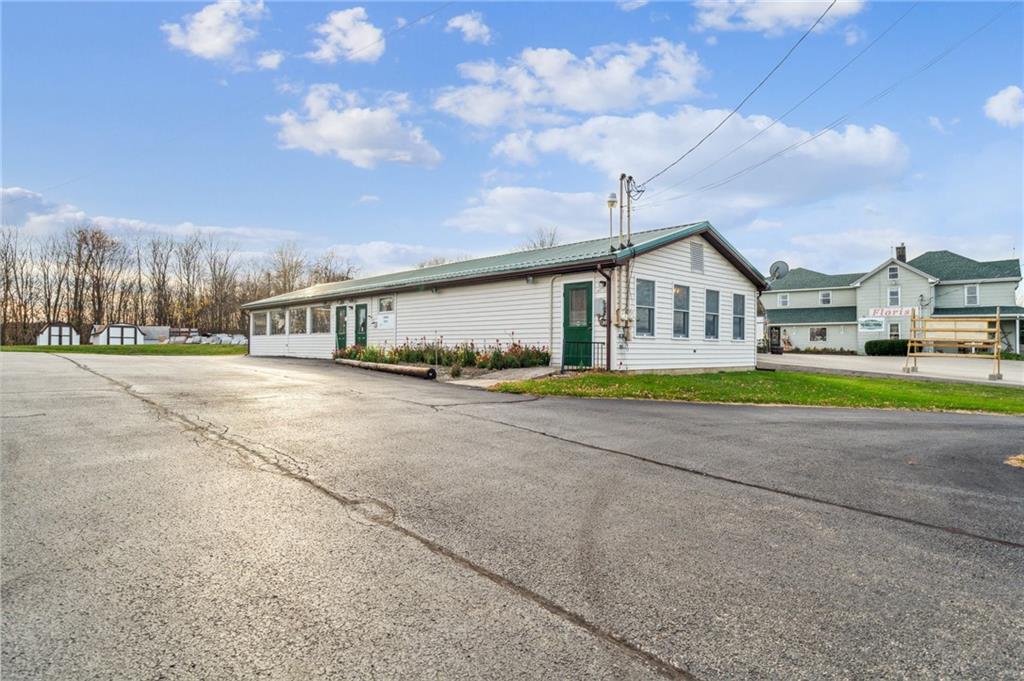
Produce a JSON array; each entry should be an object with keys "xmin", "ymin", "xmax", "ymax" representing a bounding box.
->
[
  {"xmin": 888, "ymin": 265, "xmax": 899, "ymax": 280},
  {"xmin": 819, "ymin": 290, "xmax": 832, "ymax": 305},
  {"xmin": 964, "ymin": 283, "xmax": 980, "ymax": 306},
  {"xmin": 889, "ymin": 322, "xmax": 901, "ymax": 340},
  {"xmin": 732, "ymin": 293, "xmax": 746, "ymax": 341},
  {"xmin": 705, "ymin": 289, "xmax": 720, "ymax": 340},
  {"xmin": 887, "ymin": 286, "xmax": 901, "ymax": 306},
  {"xmin": 635, "ymin": 278, "xmax": 656, "ymax": 337},
  {"xmin": 778, "ymin": 293, "xmax": 789, "ymax": 307},
  {"xmin": 672, "ymin": 284, "xmax": 689, "ymax": 339}
]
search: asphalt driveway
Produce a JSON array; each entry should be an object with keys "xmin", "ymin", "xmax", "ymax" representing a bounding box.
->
[{"xmin": 2, "ymin": 353, "xmax": 1022, "ymax": 679}]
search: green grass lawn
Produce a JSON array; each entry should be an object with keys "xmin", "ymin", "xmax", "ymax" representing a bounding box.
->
[
  {"xmin": 494, "ymin": 370, "xmax": 1024, "ymax": 415},
  {"xmin": 1, "ymin": 343, "xmax": 247, "ymax": 356}
]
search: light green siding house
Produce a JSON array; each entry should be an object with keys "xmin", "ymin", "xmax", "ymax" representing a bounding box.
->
[{"xmin": 763, "ymin": 245, "xmax": 1023, "ymax": 354}]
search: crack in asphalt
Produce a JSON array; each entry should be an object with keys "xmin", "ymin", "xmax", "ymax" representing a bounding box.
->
[
  {"xmin": 54, "ymin": 354, "xmax": 696, "ymax": 681},
  {"xmin": 437, "ymin": 408, "xmax": 1024, "ymax": 551}
]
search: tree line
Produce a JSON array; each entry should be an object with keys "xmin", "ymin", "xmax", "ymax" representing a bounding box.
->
[{"xmin": 0, "ymin": 225, "xmax": 357, "ymax": 344}]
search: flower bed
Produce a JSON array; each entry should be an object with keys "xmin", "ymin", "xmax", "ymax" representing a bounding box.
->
[{"xmin": 332, "ymin": 339, "xmax": 551, "ymax": 371}]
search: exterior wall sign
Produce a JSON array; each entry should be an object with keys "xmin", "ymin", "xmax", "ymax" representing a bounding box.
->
[
  {"xmin": 858, "ymin": 317, "xmax": 885, "ymax": 332},
  {"xmin": 868, "ymin": 307, "xmax": 917, "ymax": 317},
  {"xmin": 375, "ymin": 312, "xmax": 396, "ymax": 330}
]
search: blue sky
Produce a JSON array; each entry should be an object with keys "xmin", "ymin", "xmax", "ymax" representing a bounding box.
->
[{"xmin": 3, "ymin": 1, "xmax": 1022, "ymax": 275}]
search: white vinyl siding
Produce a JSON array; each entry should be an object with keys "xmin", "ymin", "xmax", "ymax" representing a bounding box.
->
[{"xmin": 622, "ymin": 236, "xmax": 758, "ymax": 370}]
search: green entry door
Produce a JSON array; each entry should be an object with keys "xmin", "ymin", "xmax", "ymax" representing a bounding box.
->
[
  {"xmin": 335, "ymin": 306, "xmax": 347, "ymax": 350},
  {"xmin": 563, "ymin": 282, "xmax": 593, "ymax": 368},
  {"xmin": 355, "ymin": 304, "xmax": 368, "ymax": 346}
]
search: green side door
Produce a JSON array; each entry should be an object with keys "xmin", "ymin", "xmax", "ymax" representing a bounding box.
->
[
  {"xmin": 335, "ymin": 306, "xmax": 347, "ymax": 350},
  {"xmin": 563, "ymin": 282, "xmax": 593, "ymax": 368},
  {"xmin": 355, "ymin": 303, "xmax": 368, "ymax": 346}
]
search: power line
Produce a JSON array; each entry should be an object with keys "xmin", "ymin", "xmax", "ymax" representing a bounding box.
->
[
  {"xmin": 643, "ymin": 1, "xmax": 918, "ymax": 202},
  {"xmin": 635, "ymin": 3, "xmax": 1011, "ymax": 214},
  {"xmin": 1, "ymin": 2, "xmax": 456, "ymax": 209},
  {"xmin": 635, "ymin": 0, "xmax": 837, "ymax": 192}
]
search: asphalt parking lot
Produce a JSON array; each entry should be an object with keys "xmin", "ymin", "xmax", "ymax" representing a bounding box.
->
[{"xmin": 2, "ymin": 353, "xmax": 1023, "ymax": 680}]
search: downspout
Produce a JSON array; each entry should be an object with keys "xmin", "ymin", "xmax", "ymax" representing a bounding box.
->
[{"xmin": 597, "ymin": 266, "xmax": 613, "ymax": 371}]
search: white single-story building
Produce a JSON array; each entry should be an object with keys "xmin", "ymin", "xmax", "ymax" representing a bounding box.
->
[
  {"xmin": 90, "ymin": 323, "xmax": 146, "ymax": 345},
  {"xmin": 36, "ymin": 322, "xmax": 80, "ymax": 346},
  {"xmin": 242, "ymin": 222, "xmax": 768, "ymax": 373}
]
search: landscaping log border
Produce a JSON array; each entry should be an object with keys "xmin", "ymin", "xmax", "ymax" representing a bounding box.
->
[{"xmin": 335, "ymin": 358, "xmax": 437, "ymax": 380}]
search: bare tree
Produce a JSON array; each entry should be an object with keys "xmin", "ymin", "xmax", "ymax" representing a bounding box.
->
[
  {"xmin": 38, "ymin": 233, "xmax": 71, "ymax": 322},
  {"xmin": 173, "ymin": 233, "xmax": 204, "ymax": 327},
  {"xmin": 416, "ymin": 256, "xmax": 450, "ymax": 268},
  {"xmin": 308, "ymin": 248, "xmax": 358, "ymax": 284},
  {"xmin": 519, "ymin": 226, "xmax": 561, "ymax": 251},
  {"xmin": 270, "ymin": 241, "xmax": 307, "ymax": 294},
  {"xmin": 147, "ymin": 235, "xmax": 174, "ymax": 325},
  {"xmin": 204, "ymin": 238, "xmax": 239, "ymax": 332}
]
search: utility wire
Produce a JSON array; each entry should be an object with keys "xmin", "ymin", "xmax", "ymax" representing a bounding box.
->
[
  {"xmin": 635, "ymin": 3, "xmax": 1010, "ymax": 213},
  {"xmin": 635, "ymin": 0, "xmax": 837, "ymax": 192},
  {"xmin": 1, "ymin": 2, "xmax": 456, "ymax": 208},
  {"xmin": 643, "ymin": 1, "xmax": 918, "ymax": 202}
]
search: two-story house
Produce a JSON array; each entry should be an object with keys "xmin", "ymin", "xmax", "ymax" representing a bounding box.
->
[{"xmin": 763, "ymin": 244, "xmax": 1023, "ymax": 354}]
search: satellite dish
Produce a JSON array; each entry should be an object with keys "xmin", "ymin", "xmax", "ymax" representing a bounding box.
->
[{"xmin": 769, "ymin": 260, "xmax": 789, "ymax": 280}]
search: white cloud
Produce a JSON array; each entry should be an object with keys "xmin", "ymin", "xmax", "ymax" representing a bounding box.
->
[
  {"xmin": 496, "ymin": 106, "xmax": 908, "ymax": 226},
  {"xmin": 927, "ymin": 115, "xmax": 958, "ymax": 135},
  {"xmin": 434, "ymin": 39, "xmax": 704, "ymax": 127},
  {"xmin": 0, "ymin": 187, "xmax": 300, "ymax": 243},
  {"xmin": 445, "ymin": 12, "xmax": 492, "ymax": 45},
  {"xmin": 705, "ymin": 35, "xmax": 718, "ymax": 46},
  {"xmin": 357, "ymin": 194, "xmax": 381, "ymax": 204},
  {"xmin": 161, "ymin": 0, "xmax": 266, "ymax": 61},
  {"xmin": 306, "ymin": 7, "xmax": 385, "ymax": 64},
  {"xmin": 328, "ymin": 240, "xmax": 478, "ymax": 275},
  {"xmin": 256, "ymin": 50, "xmax": 285, "ymax": 70},
  {"xmin": 984, "ymin": 85, "xmax": 1024, "ymax": 128},
  {"xmin": 444, "ymin": 186, "xmax": 604, "ymax": 240},
  {"xmin": 616, "ymin": 0, "xmax": 649, "ymax": 12},
  {"xmin": 693, "ymin": 0, "xmax": 865, "ymax": 36},
  {"xmin": 843, "ymin": 25, "xmax": 865, "ymax": 46},
  {"xmin": 268, "ymin": 84, "xmax": 442, "ymax": 169}
]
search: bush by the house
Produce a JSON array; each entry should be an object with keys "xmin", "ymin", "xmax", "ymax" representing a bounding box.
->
[
  {"xmin": 865, "ymin": 339, "xmax": 909, "ymax": 356},
  {"xmin": 333, "ymin": 339, "xmax": 550, "ymax": 369},
  {"xmin": 784, "ymin": 347, "xmax": 858, "ymax": 355}
]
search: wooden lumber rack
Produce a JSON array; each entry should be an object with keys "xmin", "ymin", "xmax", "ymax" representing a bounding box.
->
[{"xmin": 904, "ymin": 307, "xmax": 1002, "ymax": 380}]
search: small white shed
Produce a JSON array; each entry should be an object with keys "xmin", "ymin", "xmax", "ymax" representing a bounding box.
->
[
  {"xmin": 36, "ymin": 322, "xmax": 80, "ymax": 346},
  {"xmin": 91, "ymin": 323, "xmax": 145, "ymax": 345}
]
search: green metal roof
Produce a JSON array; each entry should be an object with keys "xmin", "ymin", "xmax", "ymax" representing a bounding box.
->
[
  {"xmin": 765, "ymin": 306, "xmax": 858, "ymax": 324},
  {"xmin": 907, "ymin": 251, "xmax": 1021, "ymax": 281},
  {"xmin": 766, "ymin": 268, "xmax": 865, "ymax": 291},
  {"xmin": 243, "ymin": 222, "xmax": 767, "ymax": 310},
  {"xmin": 933, "ymin": 306, "xmax": 1024, "ymax": 317}
]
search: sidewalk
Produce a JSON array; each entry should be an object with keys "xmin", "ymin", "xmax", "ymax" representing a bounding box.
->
[
  {"xmin": 758, "ymin": 353, "xmax": 1023, "ymax": 387},
  {"xmin": 449, "ymin": 365, "xmax": 558, "ymax": 389}
]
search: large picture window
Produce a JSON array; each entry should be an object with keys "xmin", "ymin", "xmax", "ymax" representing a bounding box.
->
[
  {"xmin": 311, "ymin": 306, "xmax": 331, "ymax": 333},
  {"xmin": 288, "ymin": 308, "xmax": 307, "ymax": 334},
  {"xmin": 252, "ymin": 312, "xmax": 267, "ymax": 336},
  {"xmin": 269, "ymin": 310, "xmax": 285, "ymax": 335},
  {"xmin": 809, "ymin": 327, "xmax": 827, "ymax": 342},
  {"xmin": 705, "ymin": 289, "xmax": 719, "ymax": 339},
  {"xmin": 732, "ymin": 294, "xmax": 745, "ymax": 340},
  {"xmin": 673, "ymin": 285, "xmax": 689, "ymax": 338},
  {"xmin": 636, "ymin": 279, "xmax": 655, "ymax": 336}
]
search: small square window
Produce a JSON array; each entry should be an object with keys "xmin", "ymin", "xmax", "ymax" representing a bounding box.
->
[
  {"xmin": 819, "ymin": 291, "xmax": 832, "ymax": 305},
  {"xmin": 379, "ymin": 296, "xmax": 394, "ymax": 312},
  {"xmin": 778, "ymin": 293, "xmax": 789, "ymax": 307},
  {"xmin": 888, "ymin": 265, "xmax": 899, "ymax": 280}
]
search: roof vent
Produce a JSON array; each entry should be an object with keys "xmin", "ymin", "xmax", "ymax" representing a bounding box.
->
[
  {"xmin": 896, "ymin": 243, "xmax": 907, "ymax": 263},
  {"xmin": 691, "ymin": 243, "xmax": 704, "ymax": 273}
]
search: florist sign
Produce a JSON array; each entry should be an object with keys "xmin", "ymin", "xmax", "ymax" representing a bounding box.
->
[{"xmin": 868, "ymin": 307, "xmax": 917, "ymax": 317}]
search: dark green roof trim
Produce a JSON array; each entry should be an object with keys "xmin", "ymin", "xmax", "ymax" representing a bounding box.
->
[
  {"xmin": 933, "ymin": 306, "xmax": 1024, "ymax": 317},
  {"xmin": 766, "ymin": 268, "xmax": 864, "ymax": 291},
  {"xmin": 243, "ymin": 222, "xmax": 768, "ymax": 310},
  {"xmin": 909, "ymin": 251, "xmax": 1021, "ymax": 281},
  {"xmin": 765, "ymin": 306, "xmax": 857, "ymax": 324}
]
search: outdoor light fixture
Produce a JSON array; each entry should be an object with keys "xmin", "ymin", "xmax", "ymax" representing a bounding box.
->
[{"xmin": 526, "ymin": 275, "xmax": 534, "ymax": 284}]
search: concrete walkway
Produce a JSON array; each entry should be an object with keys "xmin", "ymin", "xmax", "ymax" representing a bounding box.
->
[
  {"xmin": 759, "ymin": 353, "xmax": 1024, "ymax": 386},
  {"xmin": 449, "ymin": 365, "xmax": 557, "ymax": 389}
]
